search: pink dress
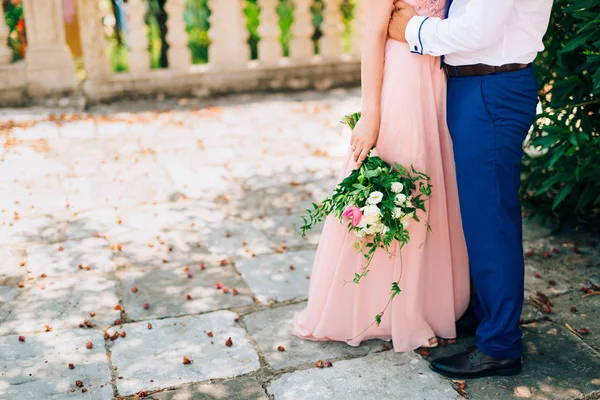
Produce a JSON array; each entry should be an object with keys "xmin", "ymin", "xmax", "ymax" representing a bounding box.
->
[{"xmin": 292, "ymin": 0, "xmax": 471, "ymax": 352}]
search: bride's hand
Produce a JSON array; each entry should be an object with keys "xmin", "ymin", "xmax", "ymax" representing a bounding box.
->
[{"xmin": 350, "ymin": 115, "xmax": 380, "ymax": 168}]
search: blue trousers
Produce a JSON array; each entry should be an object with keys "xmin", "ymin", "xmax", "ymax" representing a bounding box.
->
[{"xmin": 447, "ymin": 67, "xmax": 539, "ymax": 359}]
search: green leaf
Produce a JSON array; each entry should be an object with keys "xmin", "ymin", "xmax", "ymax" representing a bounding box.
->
[
  {"xmin": 552, "ymin": 180, "xmax": 577, "ymax": 210},
  {"xmin": 391, "ymin": 282, "xmax": 402, "ymax": 298}
]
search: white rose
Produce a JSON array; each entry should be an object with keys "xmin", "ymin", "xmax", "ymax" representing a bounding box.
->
[
  {"xmin": 404, "ymin": 200, "xmax": 415, "ymax": 209},
  {"xmin": 391, "ymin": 182, "xmax": 404, "ymax": 193},
  {"xmin": 367, "ymin": 191, "xmax": 384, "ymax": 205},
  {"xmin": 365, "ymin": 221, "xmax": 382, "ymax": 235},
  {"xmin": 394, "ymin": 193, "xmax": 407, "ymax": 205},
  {"xmin": 380, "ymin": 225, "xmax": 390, "ymax": 234},
  {"xmin": 357, "ymin": 214, "xmax": 378, "ymax": 229},
  {"xmin": 362, "ymin": 204, "xmax": 381, "ymax": 217},
  {"xmin": 393, "ymin": 207, "xmax": 404, "ymax": 219}
]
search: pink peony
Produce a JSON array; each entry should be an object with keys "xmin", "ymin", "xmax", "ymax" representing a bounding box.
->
[{"xmin": 342, "ymin": 206, "xmax": 362, "ymax": 227}]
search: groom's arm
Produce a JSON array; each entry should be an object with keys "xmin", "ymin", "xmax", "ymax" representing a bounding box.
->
[{"xmin": 400, "ymin": 0, "xmax": 515, "ymax": 56}]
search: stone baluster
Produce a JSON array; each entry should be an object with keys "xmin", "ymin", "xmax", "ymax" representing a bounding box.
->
[
  {"xmin": 127, "ymin": 0, "xmax": 150, "ymax": 74},
  {"xmin": 165, "ymin": 0, "xmax": 191, "ymax": 72},
  {"xmin": 351, "ymin": 0, "xmax": 366, "ymax": 60},
  {"xmin": 208, "ymin": 0, "xmax": 249, "ymax": 70},
  {"xmin": 22, "ymin": 0, "xmax": 77, "ymax": 95},
  {"xmin": 320, "ymin": 0, "xmax": 343, "ymax": 61},
  {"xmin": 290, "ymin": 0, "xmax": 313, "ymax": 63},
  {"xmin": 257, "ymin": 0, "xmax": 281, "ymax": 66},
  {"xmin": 76, "ymin": 0, "xmax": 111, "ymax": 80},
  {"xmin": 0, "ymin": 4, "xmax": 12, "ymax": 64}
]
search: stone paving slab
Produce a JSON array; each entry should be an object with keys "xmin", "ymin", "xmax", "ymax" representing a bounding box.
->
[
  {"xmin": 0, "ymin": 217, "xmax": 63, "ymax": 245},
  {"xmin": 243, "ymin": 302, "xmax": 387, "ymax": 370},
  {"xmin": 257, "ymin": 214, "xmax": 322, "ymax": 251},
  {"xmin": 194, "ymin": 217, "xmax": 276, "ymax": 261},
  {"xmin": 0, "ymin": 246, "xmax": 26, "ymax": 283},
  {"xmin": 547, "ymin": 292, "xmax": 600, "ymax": 354},
  {"xmin": 0, "ymin": 153, "xmax": 67, "ymax": 184},
  {"xmin": 223, "ymin": 184, "xmax": 318, "ymax": 220},
  {"xmin": 63, "ymin": 208, "xmax": 120, "ymax": 241},
  {"xmin": 235, "ymin": 250, "xmax": 315, "ymax": 303},
  {"xmin": 236, "ymin": 164, "xmax": 337, "ymax": 192},
  {"xmin": 109, "ymin": 312, "xmax": 260, "ymax": 396},
  {"xmin": 524, "ymin": 254, "xmax": 593, "ymax": 298},
  {"xmin": 0, "ymin": 180, "xmax": 70, "ymax": 220},
  {"xmin": 113, "ymin": 203, "xmax": 194, "ymax": 234},
  {"xmin": 0, "ymin": 330, "xmax": 113, "ymax": 400},
  {"xmin": 0, "ymin": 286, "xmax": 19, "ymax": 304},
  {"xmin": 119, "ymin": 265, "xmax": 254, "ymax": 321},
  {"xmin": 109, "ymin": 230, "xmax": 205, "ymax": 269},
  {"xmin": 0, "ymin": 274, "xmax": 120, "ymax": 334},
  {"xmin": 165, "ymin": 162, "xmax": 232, "ymax": 199},
  {"xmin": 25, "ymin": 238, "xmax": 116, "ymax": 278},
  {"xmin": 149, "ymin": 376, "xmax": 268, "ymax": 400},
  {"xmin": 523, "ymin": 234, "xmax": 600, "ymax": 298},
  {"xmin": 267, "ymin": 350, "xmax": 460, "ymax": 400}
]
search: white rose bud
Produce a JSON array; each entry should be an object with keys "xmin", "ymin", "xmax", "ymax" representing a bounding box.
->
[
  {"xmin": 362, "ymin": 205, "xmax": 381, "ymax": 217},
  {"xmin": 365, "ymin": 221, "xmax": 382, "ymax": 235},
  {"xmin": 391, "ymin": 182, "xmax": 404, "ymax": 193},
  {"xmin": 393, "ymin": 207, "xmax": 404, "ymax": 219},
  {"xmin": 367, "ymin": 191, "xmax": 384, "ymax": 205},
  {"xmin": 394, "ymin": 193, "xmax": 407, "ymax": 205}
]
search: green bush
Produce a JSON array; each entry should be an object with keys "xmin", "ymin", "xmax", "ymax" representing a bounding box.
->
[{"xmin": 522, "ymin": 0, "xmax": 600, "ymax": 223}]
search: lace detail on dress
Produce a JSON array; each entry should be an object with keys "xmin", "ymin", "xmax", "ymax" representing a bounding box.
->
[{"xmin": 405, "ymin": 0, "xmax": 446, "ymax": 19}]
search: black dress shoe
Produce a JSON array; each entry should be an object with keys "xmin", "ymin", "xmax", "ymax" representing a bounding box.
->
[{"xmin": 430, "ymin": 345, "xmax": 522, "ymax": 379}]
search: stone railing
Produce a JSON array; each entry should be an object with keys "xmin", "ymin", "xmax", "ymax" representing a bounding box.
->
[{"xmin": 0, "ymin": 0, "xmax": 366, "ymax": 106}]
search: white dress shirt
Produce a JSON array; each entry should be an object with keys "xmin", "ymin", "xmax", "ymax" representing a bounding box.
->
[{"xmin": 405, "ymin": 0, "xmax": 553, "ymax": 66}]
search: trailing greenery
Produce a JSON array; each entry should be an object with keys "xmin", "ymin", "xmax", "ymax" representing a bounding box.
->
[{"xmin": 523, "ymin": 0, "xmax": 600, "ymax": 223}]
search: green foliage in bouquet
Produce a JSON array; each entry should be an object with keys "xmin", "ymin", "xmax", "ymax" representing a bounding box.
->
[
  {"xmin": 521, "ymin": 0, "xmax": 600, "ymax": 224},
  {"xmin": 299, "ymin": 112, "xmax": 433, "ymax": 337}
]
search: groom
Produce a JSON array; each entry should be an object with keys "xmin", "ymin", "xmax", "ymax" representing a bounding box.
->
[{"xmin": 388, "ymin": 0, "xmax": 553, "ymax": 379}]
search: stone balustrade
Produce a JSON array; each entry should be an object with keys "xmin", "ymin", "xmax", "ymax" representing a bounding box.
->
[{"xmin": 0, "ymin": 0, "xmax": 364, "ymax": 106}]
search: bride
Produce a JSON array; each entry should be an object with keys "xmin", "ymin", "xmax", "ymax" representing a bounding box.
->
[{"xmin": 292, "ymin": 0, "xmax": 470, "ymax": 351}]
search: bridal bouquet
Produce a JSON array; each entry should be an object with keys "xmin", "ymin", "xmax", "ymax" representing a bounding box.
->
[{"xmin": 299, "ymin": 112, "xmax": 432, "ymax": 331}]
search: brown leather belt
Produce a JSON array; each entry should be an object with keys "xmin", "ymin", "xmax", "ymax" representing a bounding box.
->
[{"xmin": 444, "ymin": 63, "xmax": 532, "ymax": 77}]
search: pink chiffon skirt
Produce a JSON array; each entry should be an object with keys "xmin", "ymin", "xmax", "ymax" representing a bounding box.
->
[{"xmin": 292, "ymin": 39, "xmax": 471, "ymax": 352}]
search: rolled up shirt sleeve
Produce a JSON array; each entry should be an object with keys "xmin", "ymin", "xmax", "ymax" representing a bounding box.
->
[{"xmin": 404, "ymin": 0, "xmax": 515, "ymax": 57}]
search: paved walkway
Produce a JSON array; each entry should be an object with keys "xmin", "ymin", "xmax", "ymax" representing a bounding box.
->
[{"xmin": 0, "ymin": 90, "xmax": 599, "ymax": 400}]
